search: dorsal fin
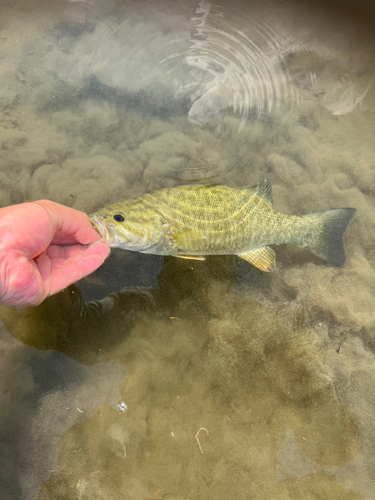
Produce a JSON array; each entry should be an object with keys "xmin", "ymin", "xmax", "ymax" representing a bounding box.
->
[{"xmin": 256, "ymin": 178, "xmax": 273, "ymax": 205}]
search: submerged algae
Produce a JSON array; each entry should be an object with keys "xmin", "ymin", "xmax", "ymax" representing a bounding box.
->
[
  {"xmin": 0, "ymin": 2, "xmax": 375, "ymax": 498},
  {"xmin": 1, "ymin": 257, "xmax": 362, "ymax": 499}
]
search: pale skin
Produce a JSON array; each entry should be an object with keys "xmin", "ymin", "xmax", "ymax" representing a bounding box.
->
[{"xmin": 0, "ymin": 200, "xmax": 110, "ymax": 308}]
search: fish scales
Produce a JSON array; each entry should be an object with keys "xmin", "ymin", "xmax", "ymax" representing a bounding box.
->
[
  {"xmin": 89, "ymin": 179, "xmax": 356, "ymax": 271},
  {"xmin": 146, "ymin": 187, "xmax": 271, "ymax": 253},
  {"xmin": 145, "ymin": 186, "xmax": 309, "ymax": 253},
  {"xmin": 147, "ymin": 186, "xmax": 253, "ymax": 229}
]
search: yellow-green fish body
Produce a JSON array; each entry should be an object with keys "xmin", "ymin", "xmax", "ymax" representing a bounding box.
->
[{"xmin": 89, "ymin": 179, "xmax": 356, "ymax": 271}]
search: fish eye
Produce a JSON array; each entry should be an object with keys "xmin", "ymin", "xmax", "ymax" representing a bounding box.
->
[{"xmin": 113, "ymin": 214, "xmax": 125, "ymax": 222}]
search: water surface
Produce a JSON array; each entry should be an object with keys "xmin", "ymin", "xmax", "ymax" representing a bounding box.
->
[{"xmin": 1, "ymin": 0, "xmax": 375, "ymax": 498}]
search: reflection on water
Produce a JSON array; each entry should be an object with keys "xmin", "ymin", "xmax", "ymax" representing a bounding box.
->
[{"xmin": 1, "ymin": 0, "xmax": 375, "ymax": 498}]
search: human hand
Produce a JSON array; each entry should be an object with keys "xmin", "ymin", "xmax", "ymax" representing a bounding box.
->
[{"xmin": 0, "ymin": 200, "xmax": 110, "ymax": 307}]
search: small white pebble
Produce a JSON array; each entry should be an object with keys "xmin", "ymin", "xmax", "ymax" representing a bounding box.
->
[{"xmin": 117, "ymin": 402, "xmax": 128, "ymax": 413}]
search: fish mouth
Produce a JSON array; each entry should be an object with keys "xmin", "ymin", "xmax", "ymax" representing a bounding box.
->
[{"xmin": 89, "ymin": 214, "xmax": 116, "ymax": 246}]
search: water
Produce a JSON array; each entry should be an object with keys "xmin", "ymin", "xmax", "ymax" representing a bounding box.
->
[{"xmin": 0, "ymin": 0, "xmax": 375, "ymax": 498}]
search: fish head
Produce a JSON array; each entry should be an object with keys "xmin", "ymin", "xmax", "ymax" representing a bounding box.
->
[{"xmin": 89, "ymin": 202, "xmax": 164, "ymax": 252}]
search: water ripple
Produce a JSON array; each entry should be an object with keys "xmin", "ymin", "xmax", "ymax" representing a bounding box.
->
[{"xmin": 162, "ymin": 1, "xmax": 299, "ymax": 128}]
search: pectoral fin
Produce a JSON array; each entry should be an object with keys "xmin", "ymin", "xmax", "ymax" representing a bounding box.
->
[
  {"xmin": 174, "ymin": 255, "xmax": 206, "ymax": 261},
  {"xmin": 172, "ymin": 229, "xmax": 207, "ymax": 246},
  {"xmin": 238, "ymin": 247, "xmax": 276, "ymax": 272}
]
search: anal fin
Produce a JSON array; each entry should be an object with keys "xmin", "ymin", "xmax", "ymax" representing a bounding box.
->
[{"xmin": 238, "ymin": 247, "xmax": 276, "ymax": 272}]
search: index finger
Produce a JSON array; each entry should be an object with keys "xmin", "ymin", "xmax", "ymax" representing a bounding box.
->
[{"xmin": 34, "ymin": 200, "xmax": 101, "ymax": 245}]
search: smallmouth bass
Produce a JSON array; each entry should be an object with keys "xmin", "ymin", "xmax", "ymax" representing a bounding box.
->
[{"xmin": 89, "ymin": 179, "xmax": 356, "ymax": 271}]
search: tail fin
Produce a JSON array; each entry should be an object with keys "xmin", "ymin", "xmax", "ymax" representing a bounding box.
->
[{"xmin": 305, "ymin": 208, "xmax": 356, "ymax": 267}]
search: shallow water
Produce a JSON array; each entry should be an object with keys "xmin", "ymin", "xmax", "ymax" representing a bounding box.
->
[{"xmin": 1, "ymin": 0, "xmax": 375, "ymax": 498}]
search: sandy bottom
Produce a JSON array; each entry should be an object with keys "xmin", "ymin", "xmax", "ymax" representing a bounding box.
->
[{"xmin": 1, "ymin": 0, "xmax": 375, "ymax": 499}]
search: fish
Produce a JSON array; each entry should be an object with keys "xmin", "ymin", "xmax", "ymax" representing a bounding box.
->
[{"xmin": 89, "ymin": 179, "xmax": 356, "ymax": 272}]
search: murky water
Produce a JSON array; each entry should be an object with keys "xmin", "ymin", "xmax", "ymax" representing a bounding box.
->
[{"xmin": 1, "ymin": 0, "xmax": 375, "ymax": 498}]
